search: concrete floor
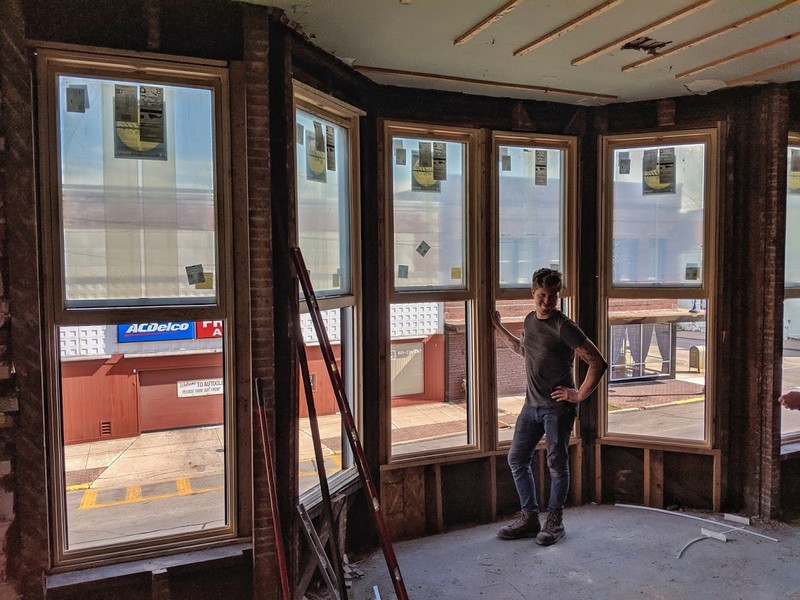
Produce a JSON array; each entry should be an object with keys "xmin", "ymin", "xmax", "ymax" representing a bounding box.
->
[{"xmin": 346, "ymin": 503, "xmax": 800, "ymax": 600}]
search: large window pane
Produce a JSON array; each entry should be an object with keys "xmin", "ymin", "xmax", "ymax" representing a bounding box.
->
[
  {"xmin": 494, "ymin": 300, "xmax": 527, "ymax": 444},
  {"xmin": 47, "ymin": 57, "xmax": 234, "ymax": 563},
  {"xmin": 295, "ymin": 109, "xmax": 351, "ymax": 296},
  {"xmin": 782, "ymin": 144, "xmax": 800, "ymax": 440},
  {"xmin": 782, "ymin": 299, "xmax": 800, "ymax": 439},
  {"xmin": 294, "ymin": 88, "xmax": 360, "ymax": 493},
  {"xmin": 61, "ymin": 322, "xmax": 227, "ymax": 549},
  {"xmin": 498, "ymin": 146, "xmax": 564, "ymax": 287},
  {"xmin": 297, "ymin": 309, "xmax": 352, "ymax": 494},
  {"xmin": 611, "ymin": 144, "xmax": 705, "ymax": 287},
  {"xmin": 58, "ymin": 76, "xmax": 217, "ymax": 307},
  {"xmin": 392, "ymin": 138, "xmax": 466, "ymax": 290},
  {"xmin": 606, "ymin": 299, "xmax": 706, "ymax": 441},
  {"xmin": 390, "ymin": 301, "xmax": 473, "ymax": 457}
]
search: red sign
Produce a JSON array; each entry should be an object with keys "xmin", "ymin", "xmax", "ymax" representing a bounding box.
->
[{"xmin": 195, "ymin": 320, "xmax": 224, "ymax": 339}]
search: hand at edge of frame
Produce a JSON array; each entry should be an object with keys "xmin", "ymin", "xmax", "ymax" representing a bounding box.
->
[{"xmin": 779, "ymin": 391, "xmax": 800, "ymax": 410}]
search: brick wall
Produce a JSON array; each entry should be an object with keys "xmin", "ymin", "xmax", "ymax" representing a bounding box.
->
[{"xmin": 0, "ymin": 0, "xmax": 29, "ymax": 596}]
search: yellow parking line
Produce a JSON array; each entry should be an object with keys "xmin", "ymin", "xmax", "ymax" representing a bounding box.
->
[
  {"xmin": 176, "ymin": 477, "xmax": 192, "ymax": 495},
  {"xmin": 298, "ymin": 452, "xmax": 343, "ymax": 477},
  {"xmin": 673, "ymin": 396, "xmax": 705, "ymax": 405},
  {"xmin": 126, "ymin": 485, "xmax": 142, "ymax": 502},
  {"xmin": 79, "ymin": 489, "xmax": 98, "ymax": 510},
  {"xmin": 66, "ymin": 482, "xmax": 92, "ymax": 492},
  {"xmin": 78, "ymin": 481, "xmax": 223, "ymax": 510}
]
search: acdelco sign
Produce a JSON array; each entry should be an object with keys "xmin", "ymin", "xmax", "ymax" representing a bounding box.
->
[{"xmin": 117, "ymin": 321, "xmax": 195, "ymax": 343}]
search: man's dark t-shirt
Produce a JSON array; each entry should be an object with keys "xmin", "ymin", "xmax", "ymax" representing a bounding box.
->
[{"xmin": 519, "ymin": 310, "xmax": 588, "ymax": 408}]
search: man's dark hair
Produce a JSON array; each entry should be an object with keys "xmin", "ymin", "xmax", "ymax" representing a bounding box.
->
[{"xmin": 531, "ymin": 268, "xmax": 563, "ymax": 290}]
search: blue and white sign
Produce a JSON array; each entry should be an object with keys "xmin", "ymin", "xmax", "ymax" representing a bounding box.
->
[{"xmin": 117, "ymin": 322, "xmax": 195, "ymax": 343}]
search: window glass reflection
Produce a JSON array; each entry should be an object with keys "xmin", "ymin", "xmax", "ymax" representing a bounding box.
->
[
  {"xmin": 782, "ymin": 302, "xmax": 800, "ymax": 439},
  {"xmin": 611, "ymin": 144, "xmax": 705, "ymax": 287},
  {"xmin": 392, "ymin": 138, "xmax": 466, "ymax": 289},
  {"xmin": 606, "ymin": 299, "xmax": 706, "ymax": 441},
  {"xmin": 390, "ymin": 301, "xmax": 473, "ymax": 456},
  {"xmin": 61, "ymin": 322, "xmax": 227, "ymax": 549}
]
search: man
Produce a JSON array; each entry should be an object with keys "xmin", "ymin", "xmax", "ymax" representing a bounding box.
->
[{"xmin": 491, "ymin": 268, "xmax": 607, "ymax": 546}]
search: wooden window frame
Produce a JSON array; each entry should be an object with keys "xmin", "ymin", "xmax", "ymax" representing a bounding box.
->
[
  {"xmin": 384, "ymin": 121, "xmax": 482, "ymax": 463},
  {"xmin": 292, "ymin": 82, "xmax": 364, "ymax": 495},
  {"xmin": 491, "ymin": 131, "xmax": 579, "ymax": 449},
  {"xmin": 598, "ymin": 127, "xmax": 720, "ymax": 449},
  {"xmin": 781, "ymin": 133, "xmax": 800, "ymax": 444},
  {"xmin": 36, "ymin": 47, "xmax": 241, "ymax": 568}
]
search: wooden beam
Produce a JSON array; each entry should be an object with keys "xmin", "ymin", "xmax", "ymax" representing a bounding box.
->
[
  {"xmin": 434, "ymin": 464, "xmax": 443, "ymax": 532},
  {"xmin": 621, "ymin": 0, "xmax": 800, "ymax": 72},
  {"xmin": 489, "ymin": 456, "xmax": 498, "ymax": 520},
  {"xmin": 454, "ymin": 0, "xmax": 524, "ymax": 46},
  {"xmin": 712, "ymin": 452, "xmax": 721, "ymax": 512},
  {"xmin": 595, "ymin": 440, "xmax": 603, "ymax": 504},
  {"xmin": 353, "ymin": 64, "xmax": 618, "ymax": 101},
  {"xmin": 649, "ymin": 449, "xmax": 664, "ymax": 508},
  {"xmin": 724, "ymin": 58, "xmax": 800, "ymax": 86},
  {"xmin": 570, "ymin": 443, "xmax": 583, "ymax": 506},
  {"xmin": 571, "ymin": 0, "xmax": 715, "ymax": 66},
  {"xmin": 514, "ymin": 0, "xmax": 623, "ymax": 57},
  {"xmin": 675, "ymin": 31, "xmax": 800, "ymax": 79}
]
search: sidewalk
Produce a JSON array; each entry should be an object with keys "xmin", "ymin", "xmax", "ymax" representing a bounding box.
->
[
  {"xmin": 63, "ymin": 381, "xmax": 707, "ymax": 494},
  {"xmin": 65, "ymin": 425, "xmax": 225, "ymax": 491}
]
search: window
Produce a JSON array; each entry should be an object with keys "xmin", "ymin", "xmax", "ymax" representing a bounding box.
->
[
  {"xmin": 294, "ymin": 83, "xmax": 363, "ymax": 493},
  {"xmin": 386, "ymin": 123, "xmax": 478, "ymax": 458},
  {"xmin": 782, "ymin": 135, "xmax": 800, "ymax": 441},
  {"xmin": 38, "ymin": 50, "xmax": 236, "ymax": 564},
  {"xmin": 600, "ymin": 130, "xmax": 719, "ymax": 445},
  {"xmin": 493, "ymin": 133, "xmax": 577, "ymax": 444}
]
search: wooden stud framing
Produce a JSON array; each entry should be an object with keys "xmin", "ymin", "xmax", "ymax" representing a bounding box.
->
[
  {"xmin": 621, "ymin": 0, "xmax": 800, "ymax": 72},
  {"xmin": 598, "ymin": 440, "xmax": 720, "ymax": 511},
  {"xmin": 356, "ymin": 65, "xmax": 617, "ymax": 101},
  {"xmin": 433, "ymin": 464, "xmax": 444, "ymax": 533},
  {"xmin": 571, "ymin": 0, "xmax": 715, "ymax": 66},
  {"xmin": 489, "ymin": 456, "xmax": 498, "ymax": 520},
  {"xmin": 674, "ymin": 32, "xmax": 800, "ymax": 79},
  {"xmin": 570, "ymin": 443, "xmax": 583, "ymax": 506},
  {"xmin": 453, "ymin": 0, "xmax": 523, "ymax": 46},
  {"xmin": 537, "ymin": 449, "xmax": 547, "ymax": 508},
  {"xmin": 647, "ymin": 449, "xmax": 664, "ymax": 508},
  {"xmin": 724, "ymin": 58, "xmax": 800, "ymax": 87},
  {"xmin": 712, "ymin": 451, "xmax": 721, "ymax": 512},
  {"xmin": 595, "ymin": 440, "xmax": 604, "ymax": 504},
  {"xmin": 514, "ymin": 0, "xmax": 622, "ymax": 57}
]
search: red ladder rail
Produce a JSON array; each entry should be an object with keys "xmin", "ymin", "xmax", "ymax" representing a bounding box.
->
[
  {"xmin": 295, "ymin": 315, "xmax": 348, "ymax": 599},
  {"xmin": 290, "ymin": 247, "xmax": 409, "ymax": 600},
  {"xmin": 254, "ymin": 377, "xmax": 291, "ymax": 600}
]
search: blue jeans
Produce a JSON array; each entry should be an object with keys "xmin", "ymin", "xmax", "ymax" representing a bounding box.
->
[{"xmin": 508, "ymin": 403, "xmax": 576, "ymax": 514}]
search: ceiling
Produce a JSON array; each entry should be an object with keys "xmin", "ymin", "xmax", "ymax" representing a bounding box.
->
[{"xmin": 247, "ymin": 0, "xmax": 800, "ymax": 106}]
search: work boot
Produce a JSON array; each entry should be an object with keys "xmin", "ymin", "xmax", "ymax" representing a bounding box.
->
[
  {"xmin": 497, "ymin": 511, "xmax": 540, "ymax": 540},
  {"xmin": 535, "ymin": 510, "xmax": 565, "ymax": 546}
]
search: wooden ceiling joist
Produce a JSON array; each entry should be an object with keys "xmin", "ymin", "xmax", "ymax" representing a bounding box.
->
[
  {"xmin": 513, "ymin": 0, "xmax": 623, "ymax": 57},
  {"xmin": 353, "ymin": 64, "xmax": 617, "ymax": 101},
  {"xmin": 453, "ymin": 0, "xmax": 524, "ymax": 46},
  {"xmin": 621, "ymin": 0, "xmax": 800, "ymax": 72},
  {"xmin": 724, "ymin": 58, "xmax": 800, "ymax": 86},
  {"xmin": 675, "ymin": 32, "xmax": 800, "ymax": 79},
  {"xmin": 571, "ymin": 0, "xmax": 715, "ymax": 66}
]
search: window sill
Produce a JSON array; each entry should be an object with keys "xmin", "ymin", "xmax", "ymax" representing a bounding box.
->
[
  {"xmin": 299, "ymin": 468, "xmax": 361, "ymax": 514},
  {"xmin": 780, "ymin": 441, "xmax": 800, "ymax": 459},
  {"xmin": 45, "ymin": 542, "xmax": 251, "ymax": 597}
]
